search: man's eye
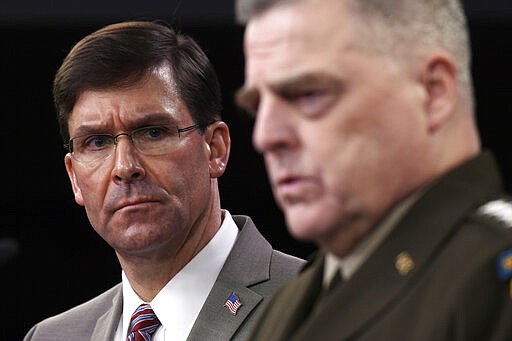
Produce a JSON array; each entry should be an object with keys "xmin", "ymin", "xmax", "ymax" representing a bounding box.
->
[
  {"xmin": 138, "ymin": 126, "xmax": 171, "ymax": 141},
  {"xmin": 147, "ymin": 127, "xmax": 164, "ymax": 138},
  {"xmin": 299, "ymin": 90, "xmax": 320, "ymax": 99},
  {"xmin": 83, "ymin": 135, "xmax": 111, "ymax": 150},
  {"xmin": 288, "ymin": 89, "xmax": 334, "ymax": 117},
  {"xmin": 296, "ymin": 89, "xmax": 327, "ymax": 102}
]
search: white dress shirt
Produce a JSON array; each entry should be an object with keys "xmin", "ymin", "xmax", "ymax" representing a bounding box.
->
[{"xmin": 113, "ymin": 210, "xmax": 239, "ymax": 341}]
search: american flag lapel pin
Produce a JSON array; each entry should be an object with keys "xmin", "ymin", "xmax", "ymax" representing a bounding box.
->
[{"xmin": 224, "ymin": 292, "xmax": 242, "ymax": 315}]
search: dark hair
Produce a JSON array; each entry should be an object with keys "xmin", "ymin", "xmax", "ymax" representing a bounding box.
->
[{"xmin": 53, "ymin": 20, "xmax": 222, "ymax": 142}]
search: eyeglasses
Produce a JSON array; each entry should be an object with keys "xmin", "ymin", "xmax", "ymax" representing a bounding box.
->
[{"xmin": 66, "ymin": 122, "xmax": 209, "ymax": 164}]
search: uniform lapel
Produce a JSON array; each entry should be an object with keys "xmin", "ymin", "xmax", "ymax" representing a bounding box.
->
[
  {"xmin": 293, "ymin": 153, "xmax": 501, "ymax": 340},
  {"xmin": 261, "ymin": 255, "xmax": 324, "ymax": 341}
]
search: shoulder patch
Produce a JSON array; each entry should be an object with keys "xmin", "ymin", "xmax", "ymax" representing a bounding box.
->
[
  {"xmin": 477, "ymin": 199, "xmax": 512, "ymax": 228},
  {"xmin": 497, "ymin": 248, "xmax": 512, "ymax": 281}
]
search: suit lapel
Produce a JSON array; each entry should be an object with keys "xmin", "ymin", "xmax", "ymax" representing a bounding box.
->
[
  {"xmin": 294, "ymin": 152, "xmax": 502, "ymax": 340},
  {"xmin": 90, "ymin": 286, "xmax": 123, "ymax": 341},
  {"xmin": 187, "ymin": 216, "xmax": 270, "ymax": 340},
  {"xmin": 186, "ymin": 278, "xmax": 263, "ymax": 340}
]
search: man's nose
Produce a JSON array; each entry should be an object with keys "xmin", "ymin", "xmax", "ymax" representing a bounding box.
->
[
  {"xmin": 252, "ymin": 94, "xmax": 297, "ymax": 154},
  {"xmin": 111, "ymin": 135, "xmax": 146, "ymax": 183}
]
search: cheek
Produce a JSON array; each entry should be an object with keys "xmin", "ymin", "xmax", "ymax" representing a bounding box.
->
[
  {"xmin": 186, "ymin": 155, "xmax": 212, "ymax": 191},
  {"xmin": 154, "ymin": 151, "xmax": 211, "ymax": 196},
  {"xmin": 74, "ymin": 170, "xmax": 110, "ymax": 219},
  {"xmin": 313, "ymin": 122, "xmax": 386, "ymax": 207}
]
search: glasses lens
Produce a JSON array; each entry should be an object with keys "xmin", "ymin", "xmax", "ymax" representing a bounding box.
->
[
  {"xmin": 71, "ymin": 134, "xmax": 114, "ymax": 163},
  {"xmin": 132, "ymin": 126, "xmax": 177, "ymax": 155},
  {"xmin": 69, "ymin": 124, "xmax": 192, "ymax": 164}
]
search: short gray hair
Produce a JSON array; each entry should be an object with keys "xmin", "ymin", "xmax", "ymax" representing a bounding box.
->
[
  {"xmin": 236, "ymin": 0, "xmax": 473, "ymax": 102},
  {"xmin": 236, "ymin": 0, "xmax": 298, "ymax": 23},
  {"xmin": 346, "ymin": 0, "xmax": 472, "ymax": 95}
]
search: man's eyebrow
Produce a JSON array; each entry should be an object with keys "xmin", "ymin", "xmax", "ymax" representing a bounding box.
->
[
  {"xmin": 128, "ymin": 112, "xmax": 178, "ymax": 128},
  {"xmin": 275, "ymin": 72, "xmax": 340, "ymax": 92},
  {"xmin": 234, "ymin": 74, "xmax": 318, "ymax": 109},
  {"xmin": 235, "ymin": 72, "xmax": 341, "ymax": 114},
  {"xmin": 70, "ymin": 125, "xmax": 103, "ymax": 138},
  {"xmin": 235, "ymin": 86, "xmax": 259, "ymax": 113},
  {"xmin": 70, "ymin": 112, "xmax": 178, "ymax": 137}
]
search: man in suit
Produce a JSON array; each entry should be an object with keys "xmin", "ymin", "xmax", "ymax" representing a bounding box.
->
[
  {"xmin": 234, "ymin": 0, "xmax": 512, "ymax": 340},
  {"xmin": 24, "ymin": 20, "xmax": 304, "ymax": 341}
]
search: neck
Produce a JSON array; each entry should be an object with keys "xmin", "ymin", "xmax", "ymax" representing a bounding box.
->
[{"xmin": 118, "ymin": 198, "xmax": 223, "ymax": 302}]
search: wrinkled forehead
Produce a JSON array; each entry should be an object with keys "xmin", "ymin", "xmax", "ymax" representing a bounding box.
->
[
  {"xmin": 243, "ymin": 0, "xmax": 360, "ymax": 82},
  {"xmin": 72, "ymin": 64, "xmax": 179, "ymax": 109},
  {"xmin": 67, "ymin": 66, "xmax": 185, "ymax": 132}
]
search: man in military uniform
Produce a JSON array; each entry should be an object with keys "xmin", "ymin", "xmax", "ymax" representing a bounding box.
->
[{"xmin": 234, "ymin": 0, "xmax": 512, "ymax": 339}]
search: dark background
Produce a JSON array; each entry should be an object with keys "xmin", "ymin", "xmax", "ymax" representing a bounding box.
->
[{"xmin": 1, "ymin": 1, "xmax": 511, "ymax": 339}]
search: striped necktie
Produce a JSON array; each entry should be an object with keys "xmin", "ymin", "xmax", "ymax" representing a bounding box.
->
[{"xmin": 127, "ymin": 304, "xmax": 161, "ymax": 341}]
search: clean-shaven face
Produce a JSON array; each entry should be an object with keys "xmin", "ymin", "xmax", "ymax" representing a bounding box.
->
[
  {"xmin": 65, "ymin": 65, "xmax": 214, "ymax": 258},
  {"xmin": 239, "ymin": 0, "xmax": 431, "ymax": 254}
]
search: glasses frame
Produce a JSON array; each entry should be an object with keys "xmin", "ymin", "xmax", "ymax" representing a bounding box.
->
[{"xmin": 65, "ymin": 121, "xmax": 214, "ymax": 163}]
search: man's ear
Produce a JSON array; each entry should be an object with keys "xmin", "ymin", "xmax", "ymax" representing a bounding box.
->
[
  {"xmin": 64, "ymin": 154, "xmax": 85, "ymax": 206},
  {"xmin": 206, "ymin": 121, "xmax": 231, "ymax": 178},
  {"xmin": 422, "ymin": 54, "xmax": 458, "ymax": 132}
]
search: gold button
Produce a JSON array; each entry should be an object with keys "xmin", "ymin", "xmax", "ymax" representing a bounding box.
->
[
  {"xmin": 503, "ymin": 256, "xmax": 512, "ymax": 270},
  {"xmin": 395, "ymin": 251, "xmax": 415, "ymax": 276}
]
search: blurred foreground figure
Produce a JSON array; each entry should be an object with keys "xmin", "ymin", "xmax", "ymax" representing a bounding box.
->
[{"xmin": 235, "ymin": 0, "xmax": 512, "ymax": 340}]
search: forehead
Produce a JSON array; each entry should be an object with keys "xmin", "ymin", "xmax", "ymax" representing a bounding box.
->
[
  {"xmin": 244, "ymin": 0, "xmax": 358, "ymax": 82},
  {"xmin": 68, "ymin": 65, "xmax": 187, "ymax": 131}
]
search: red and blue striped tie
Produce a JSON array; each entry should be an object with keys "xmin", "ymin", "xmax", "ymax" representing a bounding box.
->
[{"xmin": 127, "ymin": 304, "xmax": 161, "ymax": 341}]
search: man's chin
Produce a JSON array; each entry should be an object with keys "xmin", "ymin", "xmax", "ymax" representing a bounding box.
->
[{"xmin": 284, "ymin": 211, "xmax": 319, "ymax": 242}]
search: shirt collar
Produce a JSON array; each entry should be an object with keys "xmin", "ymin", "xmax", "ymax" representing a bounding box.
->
[
  {"xmin": 120, "ymin": 209, "xmax": 239, "ymax": 340},
  {"xmin": 324, "ymin": 190, "xmax": 424, "ymax": 287}
]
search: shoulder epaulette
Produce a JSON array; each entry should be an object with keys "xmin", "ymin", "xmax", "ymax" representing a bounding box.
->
[
  {"xmin": 477, "ymin": 200, "xmax": 512, "ymax": 297},
  {"xmin": 476, "ymin": 199, "xmax": 512, "ymax": 228}
]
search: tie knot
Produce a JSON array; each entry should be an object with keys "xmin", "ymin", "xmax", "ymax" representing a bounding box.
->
[{"xmin": 127, "ymin": 304, "xmax": 161, "ymax": 341}]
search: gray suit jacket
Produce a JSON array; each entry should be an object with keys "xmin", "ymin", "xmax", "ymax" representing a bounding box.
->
[{"xmin": 24, "ymin": 215, "xmax": 305, "ymax": 341}]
